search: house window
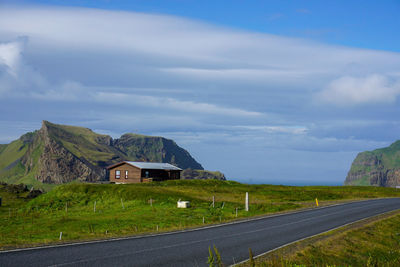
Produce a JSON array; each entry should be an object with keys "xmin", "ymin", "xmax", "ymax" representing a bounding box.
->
[
  {"xmin": 145, "ymin": 171, "xmax": 149, "ymax": 178},
  {"xmin": 115, "ymin": 170, "xmax": 121, "ymax": 179},
  {"xmin": 125, "ymin": 170, "xmax": 128, "ymax": 179}
]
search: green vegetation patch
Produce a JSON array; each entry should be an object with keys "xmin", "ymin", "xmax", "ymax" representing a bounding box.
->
[
  {"xmin": 1, "ymin": 180, "xmax": 400, "ymax": 249},
  {"xmin": 247, "ymin": 211, "xmax": 400, "ymax": 267},
  {"xmin": 0, "ymin": 139, "xmax": 27, "ymax": 170}
]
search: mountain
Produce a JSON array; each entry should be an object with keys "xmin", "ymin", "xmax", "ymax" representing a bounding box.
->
[
  {"xmin": 0, "ymin": 121, "xmax": 204, "ymax": 187},
  {"xmin": 345, "ymin": 140, "xmax": 400, "ymax": 187}
]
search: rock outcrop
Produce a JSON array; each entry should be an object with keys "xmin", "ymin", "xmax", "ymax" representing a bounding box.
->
[
  {"xmin": 345, "ymin": 140, "xmax": 400, "ymax": 187},
  {"xmin": 181, "ymin": 169, "xmax": 226, "ymax": 180},
  {"xmin": 36, "ymin": 123, "xmax": 104, "ymax": 183}
]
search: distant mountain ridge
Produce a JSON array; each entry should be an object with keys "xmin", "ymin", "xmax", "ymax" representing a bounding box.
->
[
  {"xmin": 345, "ymin": 140, "xmax": 400, "ymax": 187},
  {"xmin": 0, "ymin": 121, "xmax": 206, "ymax": 187}
]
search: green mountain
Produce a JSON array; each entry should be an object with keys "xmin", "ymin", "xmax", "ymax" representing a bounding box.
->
[
  {"xmin": 345, "ymin": 140, "xmax": 400, "ymax": 187},
  {"xmin": 0, "ymin": 121, "xmax": 205, "ymax": 188}
]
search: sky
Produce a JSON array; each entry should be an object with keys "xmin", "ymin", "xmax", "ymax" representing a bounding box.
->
[{"xmin": 0, "ymin": 1, "xmax": 400, "ymax": 185}]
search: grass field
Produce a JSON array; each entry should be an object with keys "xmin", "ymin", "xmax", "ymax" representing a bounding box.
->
[
  {"xmin": 240, "ymin": 210, "xmax": 400, "ymax": 267},
  {"xmin": 1, "ymin": 180, "xmax": 400, "ymax": 250}
]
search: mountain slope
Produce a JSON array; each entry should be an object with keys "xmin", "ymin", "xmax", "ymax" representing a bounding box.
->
[
  {"xmin": 0, "ymin": 121, "xmax": 204, "ymax": 187},
  {"xmin": 114, "ymin": 133, "xmax": 203, "ymax": 170},
  {"xmin": 345, "ymin": 140, "xmax": 400, "ymax": 187}
]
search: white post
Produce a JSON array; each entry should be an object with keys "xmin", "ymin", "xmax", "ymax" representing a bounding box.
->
[
  {"xmin": 245, "ymin": 192, "xmax": 249, "ymax": 212},
  {"xmin": 212, "ymin": 196, "xmax": 215, "ymax": 208},
  {"xmin": 203, "ymin": 216, "xmax": 205, "ymax": 224},
  {"xmin": 59, "ymin": 232, "xmax": 62, "ymax": 240},
  {"xmin": 94, "ymin": 201, "xmax": 96, "ymax": 213},
  {"xmin": 236, "ymin": 207, "xmax": 238, "ymax": 217},
  {"xmin": 221, "ymin": 202, "xmax": 225, "ymax": 209}
]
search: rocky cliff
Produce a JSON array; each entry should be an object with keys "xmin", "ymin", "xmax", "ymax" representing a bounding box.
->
[
  {"xmin": 181, "ymin": 169, "xmax": 226, "ymax": 180},
  {"xmin": 345, "ymin": 140, "xmax": 400, "ymax": 187},
  {"xmin": 0, "ymin": 121, "xmax": 208, "ymax": 186}
]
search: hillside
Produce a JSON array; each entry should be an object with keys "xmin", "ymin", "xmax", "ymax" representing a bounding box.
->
[
  {"xmin": 0, "ymin": 121, "xmax": 204, "ymax": 188},
  {"xmin": 345, "ymin": 140, "xmax": 400, "ymax": 186}
]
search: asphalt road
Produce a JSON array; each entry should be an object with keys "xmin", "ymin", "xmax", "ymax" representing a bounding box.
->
[{"xmin": 1, "ymin": 198, "xmax": 400, "ymax": 267}]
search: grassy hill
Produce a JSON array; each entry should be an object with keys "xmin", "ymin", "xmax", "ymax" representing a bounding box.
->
[
  {"xmin": 1, "ymin": 180, "xmax": 400, "ymax": 249},
  {"xmin": 346, "ymin": 140, "xmax": 400, "ymax": 186}
]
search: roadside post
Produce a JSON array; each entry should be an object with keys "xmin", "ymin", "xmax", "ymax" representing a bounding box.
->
[
  {"xmin": 245, "ymin": 192, "xmax": 249, "ymax": 211},
  {"xmin": 315, "ymin": 198, "xmax": 319, "ymax": 207}
]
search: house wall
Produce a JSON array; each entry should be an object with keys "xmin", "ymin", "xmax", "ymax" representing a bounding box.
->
[
  {"xmin": 109, "ymin": 163, "xmax": 142, "ymax": 184},
  {"xmin": 108, "ymin": 162, "xmax": 182, "ymax": 183}
]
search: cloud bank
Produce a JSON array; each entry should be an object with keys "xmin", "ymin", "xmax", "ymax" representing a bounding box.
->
[{"xmin": 317, "ymin": 74, "xmax": 400, "ymax": 105}]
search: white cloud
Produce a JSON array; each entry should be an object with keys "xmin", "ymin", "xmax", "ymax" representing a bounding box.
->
[
  {"xmin": 0, "ymin": 40, "xmax": 23, "ymax": 77},
  {"xmin": 1, "ymin": 6, "xmax": 400, "ymax": 81},
  {"xmin": 234, "ymin": 125, "xmax": 308, "ymax": 135},
  {"xmin": 0, "ymin": 38, "xmax": 49, "ymax": 95},
  {"xmin": 95, "ymin": 92, "xmax": 262, "ymax": 117},
  {"xmin": 317, "ymin": 74, "xmax": 400, "ymax": 105}
]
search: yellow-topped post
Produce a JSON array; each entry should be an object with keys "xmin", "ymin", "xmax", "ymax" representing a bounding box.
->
[{"xmin": 315, "ymin": 198, "xmax": 319, "ymax": 207}]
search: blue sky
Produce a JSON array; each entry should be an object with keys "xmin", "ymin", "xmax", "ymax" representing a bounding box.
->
[{"xmin": 0, "ymin": 1, "xmax": 400, "ymax": 185}]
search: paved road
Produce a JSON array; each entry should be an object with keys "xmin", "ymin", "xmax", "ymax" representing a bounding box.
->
[{"xmin": 1, "ymin": 198, "xmax": 400, "ymax": 267}]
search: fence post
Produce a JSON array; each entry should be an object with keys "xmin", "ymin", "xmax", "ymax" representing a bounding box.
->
[
  {"xmin": 245, "ymin": 192, "xmax": 249, "ymax": 212},
  {"xmin": 212, "ymin": 196, "xmax": 215, "ymax": 208},
  {"xmin": 94, "ymin": 201, "xmax": 96, "ymax": 213}
]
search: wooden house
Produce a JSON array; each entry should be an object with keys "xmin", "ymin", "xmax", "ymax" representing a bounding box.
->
[{"xmin": 107, "ymin": 161, "xmax": 182, "ymax": 184}]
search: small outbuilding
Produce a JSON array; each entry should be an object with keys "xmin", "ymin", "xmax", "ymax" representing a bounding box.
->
[{"xmin": 107, "ymin": 161, "xmax": 182, "ymax": 184}]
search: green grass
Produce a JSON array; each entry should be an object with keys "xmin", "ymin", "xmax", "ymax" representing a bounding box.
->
[
  {"xmin": 1, "ymin": 180, "xmax": 400, "ymax": 249},
  {"xmin": 249, "ymin": 211, "xmax": 400, "ymax": 267},
  {"xmin": 0, "ymin": 139, "xmax": 27, "ymax": 170},
  {"xmin": 0, "ymin": 144, "xmax": 7, "ymax": 154},
  {"xmin": 349, "ymin": 175, "xmax": 371, "ymax": 186},
  {"xmin": 45, "ymin": 121, "xmax": 124, "ymax": 165}
]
